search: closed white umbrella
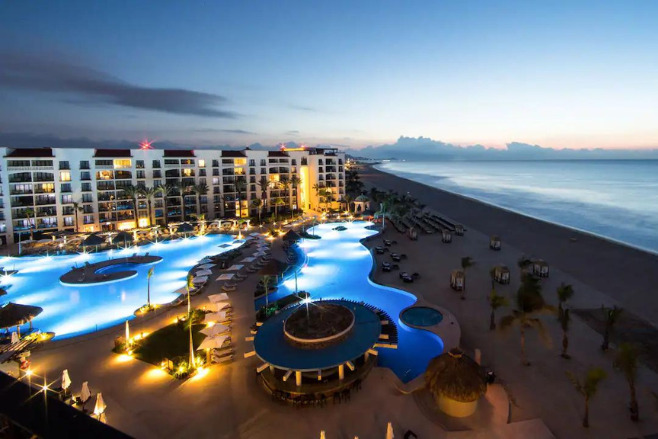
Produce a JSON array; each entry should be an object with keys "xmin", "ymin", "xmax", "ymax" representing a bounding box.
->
[
  {"xmin": 61, "ymin": 369, "xmax": 71, "ymax": 391},
  {"xmin": 195, "ymin": 269, "xmax": 212, "ymax": 276},
  {"xmin": 94, "ymin": 392, "xmax": 106, "ymax": 415},
  {"xmin": 386, "ymin": 422, "xmax": 394, "ymax": 439},
  {"xmin": 80, "ymin": 381, "xmax": 91, "ymax": 403},
  {"xmin": 197, "ymin": 335, "xmax": 229, "ymax": 350},
  {"xmin": 11, "ymin": 331, "xmax": 19, "ymax": 344},
  {"xmin": 200, "ymin": 324, "xmax": 230, "ymax": 337},
  {"xmin": 208, "ymin": 293, "xmax": 229, "ymax": 302}
]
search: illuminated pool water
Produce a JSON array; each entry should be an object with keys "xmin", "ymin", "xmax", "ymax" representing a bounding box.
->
[
  {"xmin": 0, "ymin": 235, "xmax": 242, "ymax": 338},
  {"xmin": 256, "ymin": 221, "xmax": 444, "ymax": 383},
  {"xmin": 401, "ymin": 306, "xmax": 444, "ymax": 326}
]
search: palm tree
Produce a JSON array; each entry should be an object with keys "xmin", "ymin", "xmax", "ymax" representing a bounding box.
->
[
  {"xmin": 122, "ymin": 185, "xmax": 141, "ymax": 228},
  {"xmin": 252, "ymin": 198, "xmax": 263, "ymax": 223},
  {"xmin": 140, "ymin": 187, "xmax": 158, "ymax": 227},
  {"xmin": 343, "ymin": 193, "xmax": 354, "ymax": 213},
  {"xmin": 23, "ymin": 208, "xmax": 36, "ymax": 240},
  {"xmin": 156, "ymin": 183, "xmax": 177, "ymax": 227},
  {"xmin": 191, "ymin": 213, "xmax": 207, "ymax": 234},
  {"xmin": 601, "ymin": 306, "xmax": 623, "ymax": 351},
  {"xmin": 273, "ymin": 197, "xmax": 285, "ymax": 221},
  {"xmin": 185, "ymin": 273, "xmax": 196, "ymax": 369},
  {"xmin": 312, "ymin": 183, "xmax": 321, "ymax": 210},
  {"xmin": 375, "ymin": 200, "xmax": 390, "ymax": 230},
  {"xmin": 178, "ymin": 182, "xmax": 193, "ymax": 221},
  {"xmin": 262, "ymin": 275, "xmax": 273, "ymax": 308},
  {"xmin": 557, "ymin": 283, "xmax": 575, "ymax": 320},
  {"xmin": 613, "ymin": 343, "xmax": 640, "ymax": 421},
  {"xmin": 460, "ymin": 256, "xmax": 475, "ymax": 300},
  {"xmin": 279, "ymin": 176, "xmax": 291, "ymax": 212},
  {"xmin": 290, "ymin": 175, "xmax": 301, "ymax": 212},
  {"xmin": 234, "ymin": 178, "xmax": 247, "ymax": 218},
  {"xmin": 192, "ymin": 182, "xmax": 208, "ymax": 219},
  {"xmin": 567, "ymin": 367, "xmax": 607, "ymax": 428},
  {"xmin": 72, "ymin": 201, "xmax": 84, "ymax": 233},
  {"xmin": 559, "ymin": 308, "xmax": 571, "ymax": 359},
  {"xmin": 146, "ymin": 266, "xmax": 154, "ymax": 308},
  {"xmin": 488, "ymin": 289, "xmax": 508, "ymax": 330},
  {"xmin": 499, "ymin": 274, "xmax": 554, "ymax": 365}
]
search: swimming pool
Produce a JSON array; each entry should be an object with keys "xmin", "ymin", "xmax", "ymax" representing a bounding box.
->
[
  {"xmin": 401, "ymin": 306, "xmax": 444, "ymax": 326},
  {"xmin": 95, "ymin": 262, "xmax": 142, "ymax": 275},
  {"xmin": 256, "ymin": 221, "xmax": 444, "ymax": 382},
  {"xmin": 0, "ymin": 234, "xmax": 242, "ymax": 338}
]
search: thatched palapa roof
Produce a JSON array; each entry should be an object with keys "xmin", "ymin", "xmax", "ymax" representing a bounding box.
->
[
  {"xmin": 425, "ymin": 348, "xmax": 487, "ymax": 403},
  {"xmin": 114, "ymin": 231, "xmax": 133, "ymax": 243},
  {"xmin": 83, "ymin": 234, "xmax": 106, "ymax": 246},
  {"xmin": 177, "ymin": 223, "xmax": 194, "ymax": 233},
  {"xmin": 0, "ymin": 302, "xmax": 43, "ymax": 329},
  {"xmin": 282, "ymin": 229, "xmax": 301, "ymax": 242}
]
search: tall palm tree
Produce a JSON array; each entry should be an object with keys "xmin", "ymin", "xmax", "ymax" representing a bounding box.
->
[
  {"xmin": 290, "ymin": 175, "xmax": 301, "ymax": 212},
  {"xmin": 256, "ymin": 175, "xmax": 270, "ymax": 207},
  {"xmin": 191, "ymin": 213, "xmax": 207, "ymax": 234},
  {"xmin": 601, "ymin": 305, "xmax": 623, "ymax": 351},
  {"xmin": 234, "ymin": 177, "xmax": 247, "ymax": 218},
  {"xmin": 23, "ymin": 208, "xmax": 36, "ymax": 240},
  {"xmin": 72, "ymin": 201, "xmax": 84, "ymax": 233},
  {"xmin": 557, "ymin": 283, "xmax": 575, "ymax": 320},
  {"xmin": 122, "ymin": 184, "xmax": 141, "ymax": 228},
  {"xmin": 192, "ymin": 182, "xmax": 208, "ymax": 219},
  {"xmin": 559, "ymin": 308, "xmax": 571, "ymax": 359},
  {"xmin": 140, "ymin": 187, "xmax": 158, "ymax": 227},
  {"xmin": 278, "ymin": 176, "xmax": 291, "ymax": 211},
  {"xmin": 178, "ymin": 182, "xmax": 193, "ymax": 221},
  {"xmin": 567, "ymin": 367, "xmax": 607, "ymax": 428},
  {"xmin": 273, "ymin": 197, "xmax": 285, "ymax": 221},
  {"xmin": 185, "ymin": 273, "xmax": 196, "ymax": 369},
  {"xmin": 460, "ymin": 256, "xmax": 475, "ymax": 300},
  {"xmin": 500, "ymin": 274, "xmax": 554, "ymax": 365},
  {"xmin": 252, "ymin": 198, "xmax": 263, "ymax": 223},
  {"xmin": 489, "ymin": 289, "xmax": 508, "ymax": 330},
  {"xmin": 312, "ymin": 183, "xmax": 321, "ymax": 210},
  {"xmin": 613, "ymin": 343, "xmax": 640, "ymax": 421},
  {"xmin": 146, "ymin": 266, "xmax": 154, "ymax": 308},
  {"xmin": 262, "ymin": 274, "xmax": 273, "ymax": 308},
  {"xmin": 343, "ymin": 193, "xmax": 354, "ymax": 213},
  {"xmin": 156, "ymin": 183, "xmax": 177, "ymax": 227}
]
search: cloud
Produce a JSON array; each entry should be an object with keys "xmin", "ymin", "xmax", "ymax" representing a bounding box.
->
[
  {"xmin": 288, "ymin": 104, "xmax": 316, "ymax": 112},
  {"xmin": 0, "ymin": 51, "xmax": 237, "ymax": 118},
  {"xmin": 190, "ymin": 128, "xmax": 256, "ymax": 135},
  {"xmin": 346, "ymin": 136, "xmax": 658, "ymax": 160},
  {"xmin": 285, "ymin": 130, "xmax": 300, "ymax": 135}
]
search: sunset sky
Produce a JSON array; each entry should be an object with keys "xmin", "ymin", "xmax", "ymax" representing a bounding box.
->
[{"xmin": 1, "ymin": 1, "xmax": 657, "ymax": 150}]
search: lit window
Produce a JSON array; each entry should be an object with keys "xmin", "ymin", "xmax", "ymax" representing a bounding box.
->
[
  {"xmin": 234, "ymin": 158, "xmax": 247, "ymax": 166},
  {"xmin": 198, "ymin": 159, "xmax": 205, "ymax": 167},
  {"xmin": 113, "ymin": 159, "xmax": 132, "ymax": 169},
  {"xmin": 183, "ymin": 168, "xmax": 193, "ymax": 177},
  {"xmin": 59, "ymin": 171, "xmax": 71, "ymax": 182}
]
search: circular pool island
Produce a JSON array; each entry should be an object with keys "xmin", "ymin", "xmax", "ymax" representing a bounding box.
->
[
  {"xmin": 284, "ymin": 303, "xmax": 355, "ymax": 348},
  {"xmin": 59, "ymin": 255, "xmax": 162, "ymax": 286}
]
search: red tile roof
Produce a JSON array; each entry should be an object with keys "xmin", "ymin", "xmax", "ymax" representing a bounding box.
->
[
  {"xmin": 221, "ymin": 150, "xmax": 246, "ymax": 157},
  {"xmin": 5, "ymin": 148, "xmax": 54, "ymax": 158},
  {"xmin": 94, "ymin": 149, "xmax": 132, "ymax": 158},
  {"xmin": 163, "ymin": 149, "xmax": 195, "ymax": 157}
]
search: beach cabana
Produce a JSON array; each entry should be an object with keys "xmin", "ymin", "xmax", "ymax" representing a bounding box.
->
[
  {"xmin": 532, "ymin": 260, "xmax": 549, "ymax": 278},
  {"xmin": 442, "ymin": 230, "xmax": 452, "ymax": 243},
  {"xmin": 489, "ymin": 235, "xmax": 501, "ymax": 251},
  {"xmin": 493, "ymin": 265, "xmax": 510, "ymax": 284},
  {"xmin": 353, "ymin": 195, "xmax": 370, "ymax": 213},
  {"xmin": 425, "ymin": 348, "xmax": 487, "ymax": 418},
  {"xmin": 450, "ymin": 270, "xmax": 464, "ymax": 291},
  {"xmin": 82, "ymin": 233, "xmax": 105, "ymax": 252},
  {"xmin": 0, "ymin": 302, "xmax": 43, "ymax": 336}
]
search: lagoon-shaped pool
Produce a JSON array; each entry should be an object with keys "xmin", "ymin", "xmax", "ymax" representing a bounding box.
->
[
  {"xmin": 257, "ymin": 221, "xmax": 444, "ymax": 382},
  {"xmin": 0, "ymin": 234, "xmax": 241, "ymax": 338}
]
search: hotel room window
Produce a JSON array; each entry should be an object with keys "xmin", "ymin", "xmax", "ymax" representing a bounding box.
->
[{"xmin": 59, "ymin": 171, "xmax": 71, "ymax": 182}]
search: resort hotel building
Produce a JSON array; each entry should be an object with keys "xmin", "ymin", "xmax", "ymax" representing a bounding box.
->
[{"xmin": 0, "ymin": 146, "xmax": 346, "ymax": 245}]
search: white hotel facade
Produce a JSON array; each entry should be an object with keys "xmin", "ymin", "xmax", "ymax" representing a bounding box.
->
[{"xmin": 0, "ymin": 146, "xmax": 346, "ymax": 245}]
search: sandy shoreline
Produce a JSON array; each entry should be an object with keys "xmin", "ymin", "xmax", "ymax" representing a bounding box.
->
[{"xmin": 361, "ymin": 165, "xmax": 658, "ymax": 325}]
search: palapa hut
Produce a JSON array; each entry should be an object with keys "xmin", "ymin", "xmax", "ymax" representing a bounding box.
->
[
  {"xmin": 489, "ymin": 235, "xmax": 501, "ymax": 251},
  {"xmin": 282, "ymin": 229, "xmax": 301, "ymax": 243},
  {"xmin": 425, "ymin": 348, "xmax": 487, "ymax": 418},
  {"xmin": 114, "ymin": 231, "xmax": 133, "ymax": 247},
  {"xmin": 353, "ymin": 195, "xmax": 370, "ymax": 213},
  {"xmin": 176, "ymin": 222, "xmax": 195, "ymax": 236},
  {"xmin": 532, "ymin": 259, "xmax": 549, "ymax": 278},
  {"xmin": 258, "ymin": 258, "xmax": 289, "ymax": 281},
  {"xmin": 82, "ymin": 233, "xmax": 105, "ymax": 252},
  {"xmin": 0, "ymin": 302, "xmax": 43, "ymax": 336},
  {"xmin": 441, "ymin": 229, "xmax": 452, "ymax": 243},
  {"xmin": 493, "ymin": 265, "xmax": 510, "ymax": 284},
  {"xmin": 450, "ymin": 269, "xmax": 464, "ymax": 291}
]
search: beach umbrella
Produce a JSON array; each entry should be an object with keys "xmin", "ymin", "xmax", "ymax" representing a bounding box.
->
[
  {"xmin": 125, "ymin": 320, "xmax": 130, "ymax": 342},
  {"xmin": 282, "ymin": 229, "xmax": 301, "ymax": 242},
  {"xmin": 94, "ymin": 392, "xmax": 107, "ymax": 416},
  {"xmin": 176, "ymin": 223, "xmax": 194, "ymax": 234},
  {"xmin": 114, "ymin": 231, "xmax": 133, "ymax": 247},
  {"xmin": 386, "ymin": 423, "xmax": 394, "ymax": 439},
  {"xmin": 200, "ymin": 324, "xmax": 230, "ymax": 337},
  {"xmin": 208, "ymin": 293, "xmax": 229, "ymax": 303},
  {"xmin": 11, "ymin": 331, "xmax": 19, "ymax": 344},
  {"xmin": 0, "ymin": 302, "xmax": 43, "ymax": 336},
  {"xmin": 192, "ymin": 276, "xmax": 208, "ymax": 284},
  {"xmin": 197, "ymin": 335, "xmax": 229, "ymax": 350},
  {"xmin": 215, "ymin": 273, "xmax": 234, "ymax": 281},
  {"xmin": 195, "ymin": 269, "xmax": 212, "ymax": 276},
  {"xmin": 62, "ymin": 369, "xmax": 71, "ymax": 391},
  {"xmin": 83, "ymin": 233, "xmax": 105, "ymax": 252},
  {"xmin": 80, "ymin": 381, "xmax": 91, "ymax": 403},
  {"xmin": 211, "ymin": 301, "xmax": 230, "ymax": 312}
]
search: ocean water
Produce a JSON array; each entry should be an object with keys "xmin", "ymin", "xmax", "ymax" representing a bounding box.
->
[{"xmin": 377, "ymin": 160, "xmax": 658, "ymax": 254}]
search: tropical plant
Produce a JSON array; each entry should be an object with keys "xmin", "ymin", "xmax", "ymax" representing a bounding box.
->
[
  {"xmin": 601, "ymin": 306, "xmax": 623, "ymax": 351},
  {"xmin": 140, "ymin": 186, "xmax": 158, "ymax": 227},
  {"xmin": 191, "ymin": 213, "xmax": 207, "ymax": 234},
  {"xmin": 613, "ymin": 343, "xmax": 640, "ymax": 421},
  {"xmin": 312, "ymin": 183, "xmax": 321, "ymax": 210},
  {"xmin": 146, "ymin": 266, "xmax": 154, "ymax": 308},
  {"xmin": 343, "ymin": 193, "xmax": 353, "ymax": 214},
  {"xmin": 156, "ymin": 183, "xmax": 177, "ymax": 227},
  {"xmin": 273, "ymin": 197, "xmax": 285, "ymax": 221},
  {"xmin": 234, "ymin": 177, "xmax": 247, "ymax": 218},
  {"xmin": 252, "ymin": 198, "xmax": 263, "ymax": 223},
  {"xmin": 557, "ymin": 283, "xmax": 575, "ymax": 320},
  {"xmin": 185, "ymin": 273, "xmax": 196, "ymax": 369},
  {"xmin": 257, "ymin": 175, "xmax": 270, "ymax": 207},
  {"xmin": 290, "ymin": 174, "xmax": 302, "ymax": 213},
  {"xmin": 192, "ymin": 182, "xmax": 208, "ymax": 219},
  {"xmin": 23, "ymin": 208, "xmax": 36, "ymax": 240},
  {"xmin": 517, "ymin": 256, "xmax": 533, "ymax": 273},
  {"xmin": 488, "ymin": 289, "xmax": 508, "ymax": 330},
  {"xmin": 559, "ymin": 308, "xmax": 571, "ymax": 359},
  {"xmin": 567, "ymin": 367, "xmax": 607, "ymax": 428},
  {"xmin": 72, "ymin": 201, "xmax": 84, "ymax": 233},
  {"xmin": 279, "ymin": 176, "xmax": 291, "ymax": 211},
  {"xmin": 499, "ymin": 274, "xmax": 554, "ymax": 365},
  {"xmin": 122, "ymin": 184, "xmax": 142, "ymax": 228},
  {"xmin": 178, "ymin": 182, "xmax": 193, "ymax": 221},
  {"xmin": 460, "ymin": 257, "xmax": 475, "ymax": 300},
  {"xmin": 262, "ymin": 275, "xmax": 273, "ymax": 308}
]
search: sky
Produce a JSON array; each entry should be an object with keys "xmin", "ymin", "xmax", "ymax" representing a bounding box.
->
[{"xmin": 1, "ymin": 1, "xmax": 657, "ymax": 151}]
